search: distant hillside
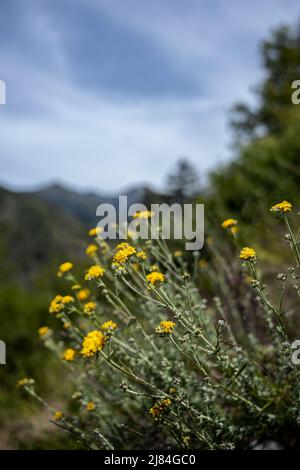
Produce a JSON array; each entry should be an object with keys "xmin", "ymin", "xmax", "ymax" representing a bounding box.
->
[
  {"xmin": 0, "ymin": 186, "xmax": 86, "ymax": 283},
  {"xmin": 31, "ymin": 183, "xmax": 166, "ymax": 226}
]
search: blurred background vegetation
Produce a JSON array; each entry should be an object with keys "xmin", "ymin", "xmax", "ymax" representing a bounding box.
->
[{"xmin": 1, "ymin": 21, "xmax": 300, "ymax": 448}]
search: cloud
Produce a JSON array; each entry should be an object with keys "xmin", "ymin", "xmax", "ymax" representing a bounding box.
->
[
  {"xmin": 0, "ymin": 80, "xmax": 228, "ymax": 192},
  {"xmin": 0, "ymin": 0, "xmax": 299, "ymax": 192}
]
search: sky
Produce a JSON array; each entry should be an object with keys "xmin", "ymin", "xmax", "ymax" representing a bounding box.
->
[{"xmin": 0, "ymin": 0, "xmax": 299, "ymax": 194}]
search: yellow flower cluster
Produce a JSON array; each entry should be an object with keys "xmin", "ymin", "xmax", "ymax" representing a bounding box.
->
[
  {"xmin": 156, "ymin": 321, "xmax": 175, "ymax": 334},
  {"xmin": 136, "ymin": 250, "xmax": 147, "ymax": 260},
  {"xmin": 81, "ymin": 330, "xmax": 106, "ymax": 357},
  {"xmin": 101, "ymin": 320, "xmax": 117, "ymax": 331},
  {"xmin": 174, "ymin": 250, "xmax": 183, "ymax": 258},
  {"xmin": 146, "ymin": 271, "xmax": 165, "ymax": 286},
  {"xmin": 149, "ymin": 398, "xmax": 172, "ymax": 418},
  {"xmin": 86, "ymin": 244, "xmax": 98, "ymax": 257},
  {"xmin": 85, "ymin": 265, "xmax": 105, "ymax": 281},
  {"xmin": 270, "ymin": 200, "xmax": 292, "ymax": 213},
  {"xmin": 221, "ymin": 218, "xmax": 237, "ymax": 229},
  {"xmin": 133, "ymin": 210, "xmax": 154, "ymax": 219},
  {"xmin": 53, "ymin": 411, "xmax": 63, "ymax": 420},
  {"xmin": 72, "ymin": 284, "xmax": 81, "ymax": 290},
  {"xmin": 86, "ymin": 401, "xmax": 95, "ymax": 411},
  {"xmin": 239, "ymin": 247, "xmax": 256, "ymax": 261},
  {"xmin": 88, "ymin": 227, "xmax": 102, "ymax": 237},
  {"xmin": 113, "ymin": 243, "xmax": 136, "ymax": 264},
  {"xmin": 49, "ymin": 295, "xmax": 74, "ymax": 314},
  {"xmin": 38, "ymin": 326, "xmax": 51, "ymax": 338},
  {"xmin": 76, "ymin": 288, "xmax": 90, "ymax": 301},
  {"xmin": 17, "ymin": 377, "xmax": 34, "ymax": 388},
  {"xmin": 63, "ymin": 348, "xmax": 76, "ymax": 362},
  {"xmin": 84, "ymin": 301, "xmax": 97, "ymax": 315},
  {"xmin": 57, "ymin": 261, "xmax": 73, "ymax": 277}
]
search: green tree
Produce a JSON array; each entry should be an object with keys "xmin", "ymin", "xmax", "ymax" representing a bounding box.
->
[
  {"xmin": 166, "ymin": 158, "xmax": 200, "ymax": 201},
  {"xmin": 231, "ymin": 23, "xmax": 300, "ymax": 141}
]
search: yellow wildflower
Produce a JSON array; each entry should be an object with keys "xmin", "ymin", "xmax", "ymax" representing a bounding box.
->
[
  {"xmin": 38, "ymin": 326, "xmax": 51, "ymax": 338},
  {"xmin": 53, "ymin": 411, "xmax": 63, "ymax": 420},
  {"xmin": 81, "ymin": 330, "xmax": 106, "ymax": 357},
  {"xmin": 84, "ymin": 301, "xmax": 97, "ymax": 315},
  {"xmin": 101, "ymin": 320, "xmax": 117, "ymax": 331},
  {"xmin": 174, "ymin": 250, "xmax": 183, "ymax": 257},
  {"xmin": 76, "ymin": 288, "xmax": 90, "ymax": 301},
  {"xmin": 17, "ymin": 377, "xmax": 34, "ymax": 388},
  {"xmin": 62, "ymin": 295, "xmax": 74, "ymax": 304},
  {"xmin": 49, "ymin": 295, "xmax": 74, "ymax": 313},
  {"xmin": 239, "ymin": 247, "xmax": 256, "ymax": 261},
  {"xmin": 57, "ymin": 261, "xmax": 73, "ymax": 277},
  {"xmin": 221, "ymin": 218, "xmax": 237, "ymax": 229},
  {"xmin": 133, "ymin": 210, "xmax": 154, "ymax": 219},
  {"xmin": 150, "ymin": 264, "xmax": 159, "ymax": 272},
  {"xmin": 146, "ymin": 271, "xmax": 165, "ymax": 286},
  {"xmin": 116, "ymin": 242, "xmax": 132, "ymax": 250},
  {"xmin": 49, "ymin": 295, "xmax": 63, "ymax": 314},
  {"xmin": 136, "ymin": 250, "xmax": 147, "ymax": 260},
  {"xmin": 63, "ymin": 322, "xmax": 71, "ymax": 329},
  {"xmin": 86, "ymin": 244, "xmax": 98, "ymax": 257},
  {"xmin": 85, "ymin": 265, "xmax": 105, "ymax": 281},
  {"xmin": 149, "ymin": 398, "xmax": 172, "ymax": 418},
  {"xmin": 113, "ymin": 244, "xmax": 136, "ymax": 264},
  {"xmin": 156, "ymin": 321, "xmax": 175, "ymax": 335},
  {"xmin": 71, "ymin": 284, "xmax": 81, "ymax": 290},
  {"xmin": 182, "ymin": 435, "xmax": 190, "ymax": 446},
  {"xmin": 270, "ymin": 201, "xmax": 292, "ymax": 213},
  {"xmin": 63, "ymin": 348, "xmax": 76, "ymax": 362},
  {"xmin": 86, "ymin": 402, "xmax": 95, "ymax": 411},
  {"xmin": 88, "ymin": 227, "xmax": 102, "ymax": 237}
]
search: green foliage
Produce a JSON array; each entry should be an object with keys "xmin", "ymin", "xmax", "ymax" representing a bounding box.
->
[{"xmin": 231, "ymin": 23, "xmax": 300, "ymax": 139}]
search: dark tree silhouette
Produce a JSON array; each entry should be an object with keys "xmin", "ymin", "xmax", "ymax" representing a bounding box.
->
[{"xmin": 166, "ymin": 158, "xmax": 200, "ymax": 202}]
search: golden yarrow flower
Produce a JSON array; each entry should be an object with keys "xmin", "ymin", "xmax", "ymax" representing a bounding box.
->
[
  {"xmin": 146, "ymin": 271, "xmax": 165, "ymax": 286},
  {"xmin": 81, "ymin": 330, "xmax": 106, "ymax": 357},
  {"xmin": 84, "ymin": 301, "xmax": 97, "ymax": 315},
  {"xmin": 88, "ymin": 227, "xmax": 102, "ymax": 237},
  {"xmin": 270, "ymin": 201, "xmax": 292, "ymax": 213},
  {"xmin": 76, "ymin": 288, "xmax": 90, "ymax": 301},
  {"xmin": 86, "ymin": 401, "xmax": 96, "ymax": 411},
  {"xmin": 71, "ymin": 284, "xmax": 81, "ymax": 290},
  {"xmin": 53, "ymin": 411, "xmax": 63, "ymax": 420},
  {"xmin": 149, "ymin": 398, "xmax": 172, "ymax": 418},
  {"xmin": 49, "ymin": 295, "xmax": 74, "ymax": 314},
  {"xmin": 156, "ymin": 320, "xmax": 175, "ymax": 335},
  {"xmin": 221, "ymin": 218, "xmax": 238, "ymax": 229},
  {"xmin": 113, "ymin": 243, "xmax": 136, "ymax": 264},
  {"xmin": 174, "ymin": 250, "xmax": 183, "ymax": 257},
  {"xmin": 57, "ymin": 261, "xmax": 73, "ymax": 277},
  {"xmin": 86, "ymin": 244, "xmax": 98, "ymax": 257},
  {"xmin": 49, "ymin": 295, "xmax": 63, "ymax": 314},
  {"xmin": 239, "ymin": 247, "xmax": 256, "ymax": 261},
  {"xmin": 136, "ymin": 250, "xmax": 147, "ymax": 260},
  {"xmin": 63, "ymin": 348, "xmax": 76, "ymax": 362},
  {"xmin": 101, "ymin": 320, "xmax": 117, "ymax": 331},
  {"xmin": 133, "ymin": 210, "xmax": 154, "ymax": 219},
  {"xmin": 61, "ymin": 295, "xmax": 75, "ymax": 304},
  {"xmin": 38, "ymin": 326, "xmax": 51, "ymax": 338},
  {"xmin": 17, "ymin": 377, "xmax": 34, "ymax": 388},
  {"xmin": 85, "ymin": 265, "xmax": 105, "ymax": 281}
]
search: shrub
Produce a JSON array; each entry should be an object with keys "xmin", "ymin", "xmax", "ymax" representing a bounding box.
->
[{"xmin": 19, "ymin": 204, "xmax": 300, "ymax": 449}]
